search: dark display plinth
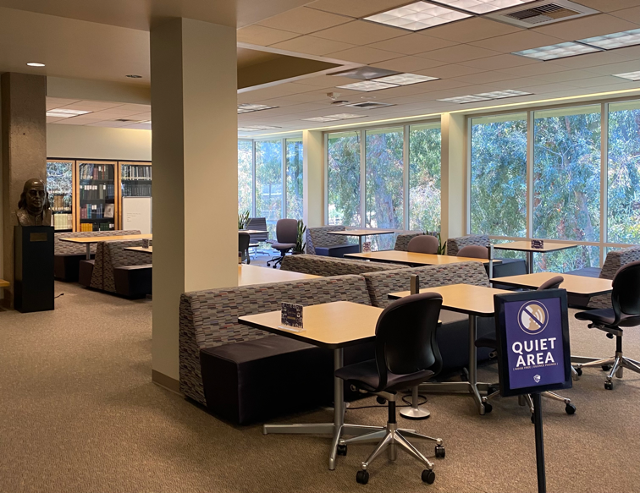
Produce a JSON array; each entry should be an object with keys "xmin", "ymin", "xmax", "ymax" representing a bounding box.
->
[{"xmin": 14, "ymin": 226, "xmax": 54, "ymax": 313}]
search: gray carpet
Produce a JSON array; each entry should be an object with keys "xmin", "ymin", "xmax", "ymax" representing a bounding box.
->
[{"xmin": 0, "ymin": 281, "xmax": 639, "ymax": 492}]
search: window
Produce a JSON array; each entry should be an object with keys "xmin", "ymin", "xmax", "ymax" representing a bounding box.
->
[
  {"xmin": 238, "ymin": 140, "xmax": 253, "ymax": 215},
  {"xmin": 608, "ymin": 101, "xmax": 640, "ymax": 245},
  {"xmin": 470, "ymin": 114, "xmax": 527, "ymax": 238},
  {"xmin": 286, "ymin": 138, "xmax": 303, "ymax": 220},
  {"xmin": 327, "ymin": 132, "xmax": 361, "ymax": 227},
  {"xmin": 409, "ymin": 123, "xmax": 441, "ymax": 232},
  {"xmin": 255, "ymin": 140, "xmax": 283, "ymax": 239},
  {"xmin": 533, "ymin": 106, "xmax": 601, "ymax": 271}
]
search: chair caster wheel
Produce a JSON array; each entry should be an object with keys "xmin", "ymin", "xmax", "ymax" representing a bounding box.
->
[
  {"xmin": 602, "ymin": 365, "xmax": 612, "ymax": 371},
  {"xmin": 337, "ymin": 444, "xmax": 347, "ymax": 456},
  {"xmin": 376, "ymin": 396, "xmax": 386, "ymax": 405},
  {"xmin": 575, "ymin": 367, "xmax": 582, "ymax": 376},
  {"xmin": 605, "ymin": 381, "xmax": 613, "ymax": 390},
  {"xmin": 435, "ymin": 445, "xmax": 445, "ymax": 458},
  {"xmin": 422, "ymin": 469, "xmax": 435, "ymax": 484},
  {"xmin": 483, "ymin": 402, "xmax": 493, "ymax": 414},
  {"xmin": 565, "ymin": 403, "xmax": 576, "ymax": 415},
  {"xmin": 356, "ymin": 470, "xmax": 369, "ymax": 485}
]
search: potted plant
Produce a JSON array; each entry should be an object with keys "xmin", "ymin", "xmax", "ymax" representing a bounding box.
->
[
  {"xmin": 436, "ymin": 232, "xmax": 447, "ymax": 255},
  {"xmin": 238, "ymin": 210, "xmax": 250, "ymax": 230},
  {"xmin": 293, "ymin": 219, "xmax": 307, "ymax": 254}
]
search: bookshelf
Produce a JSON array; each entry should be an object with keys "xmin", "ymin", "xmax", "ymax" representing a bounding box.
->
[
  {"xmin": 46, "ymin": 160, "xmax": 75, "ymax": 231},
  {"xmin": 76, "ymin": 160, "xmax": 118, "ymax": 232},
  {"xmin": 120, "ymin": 161, "xmax": 152, "ymax": 233}
]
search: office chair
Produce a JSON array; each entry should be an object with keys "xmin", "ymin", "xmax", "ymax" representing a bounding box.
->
[
  {"xmin": 246, "ymin": 217, "xmax": 269, "ymax": 258},
  {"xmin": 238, "ymin": 232, "xmax": 251, "ymax": 264},
  {"xmin": 267, "ymin": 218, "xmax": 298, "ymax": 268},
  {"xmin": 407, "ymin": 235, "xmax": 439, "ymax": 254},
  {"xmin": 335, "ymin": 293, "xmax": 445, "ymax": 485},
  {"xmin": 574, "ymin": 260, "xmax": 640, "ymax": 390},
  {"xmin": 457, "ymin": 245, "xmax": 489, "ymax": 258},
  {"xmin": 479, "ymin": 276, "xmax": 577, "ymax": 419}
]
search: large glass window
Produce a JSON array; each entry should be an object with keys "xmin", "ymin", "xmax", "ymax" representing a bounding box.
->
[
  {"xmin": 533, "ymin": 106, "xmax": 601, "ymax": 271},
  {"xmin": 409, "ymin": 123, "xmax": 441, "ymax": 232},
  {"xmin": 470, "ymin": 114, "xmax": 527, "ymax": 238},
  {"xmin": 286, "ymin": 138, "xmax": 303, "ymax": 220},
  {"xmin": 255, "ymin": 140, "xmax": 283, "ymax": 239},
  {"xmin": 238, "ymin": 140, "xmax": 253, "ymax": 216},
  {"xmin": 327, "ymin": 132, "xmax": 361, "ymax": 227},
  {"xmin": 608, "ymin": 101, "xmax": 640, "ymax": 245}
]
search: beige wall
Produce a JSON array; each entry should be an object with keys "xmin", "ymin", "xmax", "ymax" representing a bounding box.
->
[{"xmin": 47, "ymin": 124, "xmax": 151, "ymax": 161}]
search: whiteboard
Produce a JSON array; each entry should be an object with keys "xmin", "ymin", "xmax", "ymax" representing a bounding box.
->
[{"xmin": 123, "ymin": 197, "xmax": 152, "ymax": 234}]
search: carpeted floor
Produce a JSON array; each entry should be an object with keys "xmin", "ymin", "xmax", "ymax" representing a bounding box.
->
[{"xmin": 0, "ymin": 280, "xmax": 639, "ymax": 493}]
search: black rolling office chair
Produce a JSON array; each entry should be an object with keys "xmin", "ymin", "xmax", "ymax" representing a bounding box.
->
[
  {"xmin": 479, "ymin": 276, "xmax": 577, "ymax": 419},
  {"xmin": 238, "ymin": 232, "xmax": 250, "ymax": 264},
  {"xmin": 407, "ymin": 235, "xmax": 439, "ymax": 254},
  {"xmin": 267, "ymin": 218, "xmax": 298, "ymax": 268},
  {"xmin": 574, "ymin": 260, "xmax": 640, "ymax": 390},
  {"xmin": 335, "ymin": 293, "xmax": 445, "ymax": 485}
]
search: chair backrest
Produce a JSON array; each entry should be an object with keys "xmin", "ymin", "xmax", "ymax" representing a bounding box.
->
[
  {"xmin": 238, "ymin": 232, "xmax": 250, "ymax": 251},
  {"xmin": 407, "ymin": 235, "xmax": 439, "ymax": 254},
  {"xmin": 612, "ymin": 260, "xmax": 640, "ymax": 317},
  {"xmin": 374, "ymin": 293, "xmax": 443, "ymax": 389},
  {"xmin": 457, "ymin": 245, "xmax": 489, "ymax": 259},
  {"xmin": 276, "ymin": 218, "xmax": 298, "ymax": 243},
  {"xmin": 393, "ymin": 232, "xmax": 424, "ymax": 251},
  {"xmin": 246, "ymin": 217, "xmax": 269, "ymax": 242},
  {"xmin": 537, "ymin": 276, "xmax": 563, "ymax": 291},
  {"xmin": 447, "ymin": 234, "xmax": 490, "ymax": 256}
]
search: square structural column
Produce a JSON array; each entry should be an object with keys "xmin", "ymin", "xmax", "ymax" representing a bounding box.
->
[
  {"xmin": 150, "ymin": 18, "xmax": 238, "ymax": 391},
  {"xmin": 302, "ymin": 130, "xmax": 324, "ymax": 228},
  {"xmin": 440, "ymin": 112, "xmax": 467, "ymax": 243}
]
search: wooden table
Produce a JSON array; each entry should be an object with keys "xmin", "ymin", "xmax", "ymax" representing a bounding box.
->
[
  {"xmin": 237, "ymin": 265, "xmax": 319, "ymax": 286},
  {"xmin": 125, "ymin": 246, "xmax": 152, "ymax": 254},
  {"xmin": 389, "ymin": 284, "xmax": 510, "ymax": 415},
  {"xmin": 328, "ymin": 229, "xmax": 395, "ymax": 252},
  {"xmin": 493, "ymin": 241, "xmax": 577, "ymax": 274},
  {"xmin": 346, "ymin": 250, "xmax": 500, "ymax": 267},
  {"xmin": 240, "ymin": 301, "xmax": 388, "ymax": 470},
  {"xmin": 60, "ymin": 234, "xmax": 152, "ymax": 259},
  {"xmin": 0, "ymin": 279, "xmax": 9, "ymax": 288},
  {"xmin": 490, "ymin": 272, "xmax": 613, "ymax": 296}
]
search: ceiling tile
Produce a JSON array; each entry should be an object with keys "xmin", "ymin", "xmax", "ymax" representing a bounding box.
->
[
  {"xmin": 269, "ymin": 35, "xmax": 356, "ymax": 56},
  {"xmin": 237, "ymin": 25, "xmax": 299, "ymax": 46},
  {"xmin": 534, "ymin": 69, "xmax": 602, "ymax": 84},
  {"xmin": 45, "ymin": 97, "xmax": 80, "ymax": 110},
  {"xmin": 289, "ymin": 74, "xmax": 357, "ymax": 87},
  {"xmin": 471, "ymin": 31, "xmax": 566, "ymax": 54},
  {"xmin": 582, "ymin": 60, "xmax": 640, "ymax": 76},
  {"xmin": 313, "ymin": 20, "xmax": 407, "ymax": 45},
  {"xmin": 532, "ymin": 14, "xmax": 638, "ymax": 41},
  {"xmin": 375, "ymin": 55, "xmax": 447, "ymax": 72},
  {"xmin": 610, "ymin": 6, "xmax": 640, "ymax": 25},
  {"xmin": 257, "ymin": 7, "xmax": 352, "ymax": 34},
  {"xmin": 417, "ymin": 17, "xmax": 522, "ymax": 43},
  {"xmin": 46, "ymin": 116, "xmax": 65, "ymax": 123},
  {"xmin": 572, "ymin": 0, "xmax": 640, "ymax": 13},
  {"xmin": 307, "ymin": 0, "xmax": 410, "ymax": 18},
  {"xmin": 460, "ymin": 53, "xmax": 540, "ymax": 70},
  {"xmin": 416, "ymin": 44, "xmax": 501, "ymax": 63},
  {"xmin": 326, "ymin": 46, "xmax": 399, "ymax": 64},
  {"xmin": 571, "ymin": 75, "xmax": 635, "ymax": 88},
  {"xmin": 417, "ymin": 64, "xmax": 488, "ymax": 79},
  {"xmin": 367, "ymin": 33, "xmax": 459, "ymax": 55}
]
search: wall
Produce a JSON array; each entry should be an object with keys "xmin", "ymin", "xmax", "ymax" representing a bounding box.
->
[{"xmin": 46, "ymin": 124, "xmax": 151, "ymax": 161}]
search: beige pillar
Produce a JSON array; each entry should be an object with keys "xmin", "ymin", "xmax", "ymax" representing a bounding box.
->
[
  {"xmin": 150, "ymin": 18, "xmax": 237, "ymax": 390},
  {"xmin": 1, "ymin": 73, "xmax": 47, "ymax": 307},
  {"xmin": 302, "ymin": 130, "xmax": 324, "ymax": 228},
  {"xmin": 440, "ymin": 113, "xmax": 467, "ymax": 243}
]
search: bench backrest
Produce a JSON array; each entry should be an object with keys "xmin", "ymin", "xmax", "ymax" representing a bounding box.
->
[
  {"xmin": 179, "ymin": 275, "xmax": 371, "ymax": 405},
  {"xmin": 54, "ymin": 230, "xmax": 141, "ymax": 255},
  {"xmin": 394, "ymin": 231, "xmax": 425, "ymax": 251},
  {"xmin": 306, "ymin": 226, "xmax": 351, "ymax": 254},
  {"xmin": 447, "ymin": 234, "xmax": 489, "ymax": 256},
  {"xmin": 280, "ymin": 253, "xmax": 399, "ymax": 277},
  {"xmin": 91, "ymin": 239, "xmax": 151, "ymax": 292}
]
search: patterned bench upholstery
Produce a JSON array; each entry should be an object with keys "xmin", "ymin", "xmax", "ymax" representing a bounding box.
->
[
  {"xmin": 446, "ymin": 234, "xmax": 489, "ymax": 256},
  {"xmin": 393, "ymin": 231, "xmax": 426, "ymax": 251},
  {"xmin": 179, "ymin": 275, "xmax": 372, "ymax": 407},
  {"xmin": 90, "ymin": 240, "xmax": 152, "ymax": 293},
  {"xmin": 582, "ymin": 245, "xmax": 640, "ymax": 309},
  {"xmin": 306, "ymin": 225, "xmax": 358, "ymax": 256},
  {"xmin": 280, "ymin": 254, "xmax": 399, "ymax": 277}
]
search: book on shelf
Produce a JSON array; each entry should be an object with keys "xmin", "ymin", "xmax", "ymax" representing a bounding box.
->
[
  {"xmin": 121, "ymin": 165, "xmax": 152, "ymax": 181},
  {"xmin": 79, "ymin": 163, "xmax": 114, "ymax": 181},
  {"xmin": 53, "ymin": 213, "xmax": 73, "ymax": 230}
]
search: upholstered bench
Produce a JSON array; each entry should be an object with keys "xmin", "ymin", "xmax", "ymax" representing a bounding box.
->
[
  {"xmin": 54, "ymin": 253, "xmax": 95, "ymax": 282},
  {"xmin": 79, "ymin": 260, "xmax": 95, "ymax": 287},
  {"xmin": 314, "ymin": 244, "xmax": 360, "ymax": 257},
  {"xmin": 114, "ymin": 265, "xmax": 152, "ymax": 298},
  {"xmin": 305, "ymin": 226, "xmax": 359, "ymax": 258},
  {"xmin": 280, "ymin": 254, "xmax": 398, "ymax": 277}
]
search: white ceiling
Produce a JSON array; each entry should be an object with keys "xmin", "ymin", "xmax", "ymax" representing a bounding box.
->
[{"xmin": 12, "ymin": 0, "xmax": 640, "ymax": 135}]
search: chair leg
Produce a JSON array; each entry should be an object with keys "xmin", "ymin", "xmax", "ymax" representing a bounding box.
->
[
  {"xmin": 575, "ymin": 357, "xmax": 615, "ymax": 370},
  {"xmin": 361, "ymin": 433, "xmax": 393, "ymax": 470},
  {"xmin": 394, "ymin": 431, "xmax": 435, "ymax": 470},
  {"xmin": 340, "ymin": 430, "xmax": 387, "ymax": 445},
  {"xmin": 622, "ymin": 357, "xmax": 640, "ymax": 375}
]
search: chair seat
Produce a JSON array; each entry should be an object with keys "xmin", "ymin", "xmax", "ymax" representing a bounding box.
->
[
  {"xmin": 271, "ymin": 242, "xmax": 296, "ymax": 250},
  {"xmin": 575, "ymin": 308, "xmax": 640, "ymax": 327},
  {"xmin": 335, "ymin": 359, "xmax": 434, "ymax": 393},
  {"xmin": 475, "ymin": 337, "xmax": 497, "ymax": 349}
]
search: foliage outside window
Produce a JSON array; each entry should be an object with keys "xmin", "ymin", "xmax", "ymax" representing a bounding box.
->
[
  {"xmin": 255, "ymin": 140, "xmax": 283, "ymax": 239},
  {"xmin": 286, "ymin": 138, "xmax": 303, "ymax": 220},
  {"xmin": 409, "ymin": 123, "xmax": 441, "ymax": 233},
  {"xmin": 238, "ymin": 140, "xmax": 253, "ymax": 215},
  {"xmin": 327, "ymin": 132, "xmax": 361, "ymax": 227}
]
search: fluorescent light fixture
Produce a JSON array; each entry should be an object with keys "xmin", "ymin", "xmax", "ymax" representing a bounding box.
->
[
  {"xmin": 365, "ymin": 1, "xmax": 470, "ymax": 32},
  {"xmin": 375, "ymin": 73, "xmax": 439, "ymax": 85},
  {"xmin": 238, "ymin": 125, "xmax": 282, "ymax": 131},
  {"xmin": 613, "ymin": 71, "xmax": 640, "ymax": 81},
  {"xmin": 438, "ymin": 95, "xmax": 492, "ymax": 103},
  {"xmin": 27, "ymin": 62, "xmax": 45, "ymax": 67},
  {"xmin": 474, "ymin": 90, "xmax": 532, "ymax": 99},
  {"xmin": 237, "ymin": 103, "xmax": 277, "ymax": 114},
  {"xmin": 302, "ymin": 113, "xmax": 366, "ymax": 122},
  {"xmin": 302, "ymin": 116, "xmax": 342, "ymax": 122},
  {"xmin": 513, "ymin": 41, "xmax": 602, "ymax": 61},
  {"xmin": 429, "ymin": 0, "xmax": 537, "ymax": 14},
  {"xmin": 336, "ymin": 81, "xmax": 399, "ymax": 92},
  {"xmin": 579, "ymin": 28, "xmax": 640, "ymax": 50},
  {"xmin": 46, "ymin": 108, "xmax": 92, "ymax": 118}
]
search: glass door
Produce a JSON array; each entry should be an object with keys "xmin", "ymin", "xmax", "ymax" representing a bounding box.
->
[
  {"xmin": 77, "ymin": 161, "xmax": 117, "ymax": 232},
  {"xmin": 46, "ymin": 160, "xmax": 75, "ymax": 231}
]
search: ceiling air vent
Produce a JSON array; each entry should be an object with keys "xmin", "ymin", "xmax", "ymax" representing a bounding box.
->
[
  {"xmin": 486, "ymin": 0, "xmax": 598, "ymax": 28},
  {"xmin": 345, "ymin": 101, "xmax": 396, "ymax": 109}
]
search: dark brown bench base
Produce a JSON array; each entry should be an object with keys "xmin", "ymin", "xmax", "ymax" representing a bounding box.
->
[
  {"xmin": 315, "ymin": 244, "xmax": 360, "ymax": 258},
  {"xmin": 79, "ymin": 260, "xmax": 95, "ymax": 287},
  {"xmin": 114, "ymin": 265, "xmax": 152, "ymax": 298},
  {"xmin": 55, "ymin": 253, "xmax": 95, "ymax": 282}
]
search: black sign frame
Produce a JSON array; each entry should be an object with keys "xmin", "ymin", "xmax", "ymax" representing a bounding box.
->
[{"xmin": 493, "ymin": 289, "xmax": 572, "ymax": 398}]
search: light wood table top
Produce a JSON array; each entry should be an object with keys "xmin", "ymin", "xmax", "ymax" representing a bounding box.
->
[
  {"xmin": 239, "ymin": 301, "xmax": 382, "ymax": 349},
  {"xmin": 345, "ymin": 250, "xmax": 500, "ymax": 266},
  {"xmin": 238, "ymin": 264, "xmax": 320, "ymax": 286},
  {"xmin": 240, "ymin": 230, "xmax": 268, "ymax": 235},
  {"xmin": 125, "ymin": 246, "xmax": 152, "ymax": 254},
  {"xmin": 328, "ymin": 229, "xmax": 395, "ymax": 237},
  {"xmin": 389, "ymin": 283, "xmax": 510, "ymax": 317},
  {"xmin": 491, "ymin": 272, "xmax": 613, "ymax": 296},
  {"xmin": 493, "ymin": 241, "xmax": 577, "ymax": 253},
  {"xmin": 60, "ymin": 234, "xmax": 152, "ymax": 244},
  {"xmin": 0, "ymin": 279, "xmax": 9, "ymax": 288}
]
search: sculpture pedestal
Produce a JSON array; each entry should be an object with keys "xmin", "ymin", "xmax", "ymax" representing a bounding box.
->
[{"xmin": 14, "ymin": 226, "xmax": 54, "ymax": 313}]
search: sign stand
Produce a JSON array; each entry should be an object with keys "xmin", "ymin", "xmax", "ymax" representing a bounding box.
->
[{"xmin": 532, "ymin": 393, "xmax": 546, "ymax": 493}]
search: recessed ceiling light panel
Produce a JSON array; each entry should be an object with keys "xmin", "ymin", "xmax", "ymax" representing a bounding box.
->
[
  {"xmin": 375, "ymin": 73, "xmax": 439, "ymax": 85},
  {"xmin": 579, "ymin": 29, "xmax": 640, "ymax": 50},
  {"xmin": 336, "ymin": 81, "xmax": 399, "ymax": 92},
  {"xmin": 429, "ymin": 0, "xmax": 537, "ymax": 14},
  {"xmin": 613, "ymin": 71, "xmax": 640, "ymax": 81},
  {"xmin": 513, "ymin": 41, "xmax": 602, "ymax": 60},
  {"xmin": 238, "ymin": 125, "xmax": 282, "ymax": 131},
  {"xmin": 27, "ymin": 62, "xmax": 45, "ymax": 67},
  {"xmin": 474, "ymin": 89, "xmax": 532, "ymax": 99},
  {"xmin": 237, "ymin": 103, "xmax": 277, "ymax": 114},
  {"xmin": 46, "ymin": 108, "xmax": 92, "ymax": 118},
  {"xmin": 302, "ymin": 113, "xmax": 366, "ymax": 122},
  {"xmin": 365, "ymin": 1, "xmax": 471, "ymax": 31},
  {"xmin": 302, "ymin": 116, "xmax": 342, "ymax": 122},
  {"xmin": 438, "ymin": 95, "xmax": 492, "ymax": 103}
]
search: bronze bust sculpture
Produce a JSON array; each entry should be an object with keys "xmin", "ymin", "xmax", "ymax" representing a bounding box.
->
[{"xmin": 16, "ymin": 178, "xmax": 51, "ymax": 227}]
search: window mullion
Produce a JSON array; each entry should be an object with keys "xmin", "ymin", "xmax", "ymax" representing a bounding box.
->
[
  {"xmin": 527, "ymin": 110, "xmax": 534, "ymax": 241},
  {"xmin": 360, "ymin": 129, "xmax": 366, "ymax": 228},
  {"xmin": 601, "ymin": 103, "xmax": 608, "ymax": 268},
  {"xmin": 403, "ymin": 124, "xmax": 410, "ymax": 231}
]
